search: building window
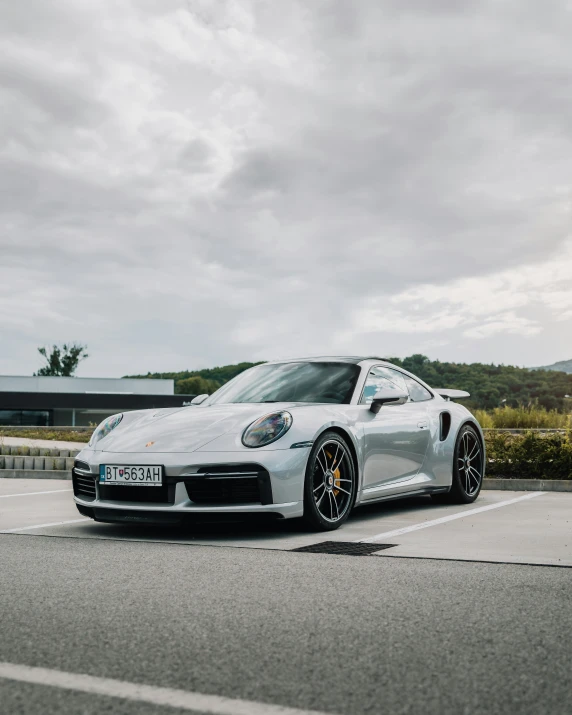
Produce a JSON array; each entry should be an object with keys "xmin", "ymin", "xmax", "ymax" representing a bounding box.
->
[{"xmin": 0, "ymin": 410, "xmax": 51, "ymax": 426}]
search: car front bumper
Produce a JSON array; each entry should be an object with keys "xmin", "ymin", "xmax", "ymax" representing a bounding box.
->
[{"xmin": 72, "ymin": 446, "xmax": 310, "ymax": 523}]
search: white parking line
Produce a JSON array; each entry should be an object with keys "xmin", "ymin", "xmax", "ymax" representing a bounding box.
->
[
  {"xmin": 359, "ymin": 492, "xmax": 545, "ymax": 543},
  {"xmin": 0, "ymin": 489, "xmax": 72, "ymax": 499},
  {"xmin": 0, "ymin": 518, "xmax": 89, "ymax": 534},
  {"xmin": 0, "ymin": 661, "xmax": 331, "ymax": 715}
]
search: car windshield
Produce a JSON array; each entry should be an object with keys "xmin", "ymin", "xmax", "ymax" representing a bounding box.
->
[{"xmin": 208, "ymin": 362, "xmax": 361, "ymax": 405}]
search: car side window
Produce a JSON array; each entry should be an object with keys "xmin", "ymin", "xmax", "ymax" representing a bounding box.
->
[
  {"xmin": 359, "ymin": 367, "xmax": 407, "ymax": 405},
  {"xmin": 401, "ymin": 374, "xmax": 433, "ymax": 402},
  {"xmin": 374, "ymin": 367, "xmax": 408, "ymax": 393}
]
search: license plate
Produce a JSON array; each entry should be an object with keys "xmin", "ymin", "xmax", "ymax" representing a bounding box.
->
[{"xmin": 99, "ymin": 465, "xmax": 163, "ymax": 486}]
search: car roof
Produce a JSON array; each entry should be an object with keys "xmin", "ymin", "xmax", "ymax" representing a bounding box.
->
[{"xmin": 264, "ymin": 356, "xmax": 391, "ymax": 365}]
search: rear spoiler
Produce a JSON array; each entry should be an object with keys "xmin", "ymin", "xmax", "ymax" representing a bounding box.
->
[{"xmin": 435, "ymin": 389, "xmax": 470, "ymax": 401}]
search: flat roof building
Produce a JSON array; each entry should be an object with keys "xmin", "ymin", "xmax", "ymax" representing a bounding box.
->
[{"xmin": 0, "ymin": 376, "xmax": 195, "ymax": 427}]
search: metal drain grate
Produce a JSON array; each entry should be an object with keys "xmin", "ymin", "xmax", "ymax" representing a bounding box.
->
[{"xmin": 291, "ymin": 541, "xmax": 396, "ymax": 556}]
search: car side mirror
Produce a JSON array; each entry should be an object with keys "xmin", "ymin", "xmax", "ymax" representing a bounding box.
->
[
  {"xmin": 190, "ymin": 394, "xmax": 209, "ymax": 405},
  {"xmin": 370, "ymin": 387, "xmax": 408, "ymax": 414}
]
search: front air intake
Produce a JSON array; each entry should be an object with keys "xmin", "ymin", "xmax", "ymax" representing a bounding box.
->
[
  {"xmin": 185, "ymin": 464, "xmax": 273, "ymax": 505},
  {"xmin": 72, "ymin": 468, "xmax": 96, "ymax": 500}
]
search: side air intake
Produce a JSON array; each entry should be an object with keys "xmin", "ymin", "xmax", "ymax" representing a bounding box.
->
[{"xmin": 439, "ymin": 412, "xmax": 451, "ymax": 441}]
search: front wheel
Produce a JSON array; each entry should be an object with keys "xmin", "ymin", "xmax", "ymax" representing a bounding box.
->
[
  {"xmin": 432, "ymin": 424, "xmax": 484, "ymax": 504},
  {"xmin": 303, "ymin": 432, "xmax": 357, "ymax": 531}
]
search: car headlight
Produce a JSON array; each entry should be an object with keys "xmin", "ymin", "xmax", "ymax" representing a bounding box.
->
[
  {"xmin": 242, "ymin": 411, "xmax": 293, "ymax": 448},
  {"xmin": 89, "ymin": 413, "xmax": 123, "ymax": 447}
]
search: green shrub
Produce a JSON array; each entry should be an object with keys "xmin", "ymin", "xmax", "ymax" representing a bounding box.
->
[
  {"xmin": 485, "ymin": 431, "xmax": 572, "ymax": 480},
  {"xmin": 474, "ymin": 406, "xmax": 571, "ymax": 429}
]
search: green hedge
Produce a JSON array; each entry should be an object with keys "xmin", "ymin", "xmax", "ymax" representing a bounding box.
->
[{"xmin": 485, "ymin": 431, "xmax": 572, "ymax": 480}]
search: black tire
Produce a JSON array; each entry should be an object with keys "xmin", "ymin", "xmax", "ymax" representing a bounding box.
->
[
  {"xmin": 432, "ymin": 424, "xmax": 484, "ymax": 504},
  {"xmin": 303, "ymin": 431, "xmax": 357, "ymax": 531}
]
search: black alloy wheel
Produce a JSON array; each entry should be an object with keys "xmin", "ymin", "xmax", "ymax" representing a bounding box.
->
[
  {"xmin": 303, "ymin": 431, "xmax": 356, "ymax": 531},
  {"xmin": 432, "ymin": 424, "xmax": 484, "ymax": 504}
]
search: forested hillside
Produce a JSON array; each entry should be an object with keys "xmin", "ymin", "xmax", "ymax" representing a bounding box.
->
[
  {"xmin": 387, "ymin": 355, "xmax": 572, "ymax": 411},
  {"xmin": 126, "ymin": 355, "xmax": 572, "ymax": 411}
]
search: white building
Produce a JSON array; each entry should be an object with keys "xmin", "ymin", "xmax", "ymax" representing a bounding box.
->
[{"xmin": 0, "ymin": 375, "xmax": 194, "ymax": 427}]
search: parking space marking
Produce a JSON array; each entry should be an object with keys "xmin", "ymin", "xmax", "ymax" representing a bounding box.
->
[
  {"xmin": 0, "ymin": 518, "xmax": 89, "ymax": 534},
  {"xmin": 0, "ymin": 661, "xmax": 332, "ymax": 715},
  {"xmin": 359, "ymin": 492, "xmax": 545, "ymax": 543},
  {"xmin": 0, "ymin": 489, "xmax": 72, "ymax": 499}
]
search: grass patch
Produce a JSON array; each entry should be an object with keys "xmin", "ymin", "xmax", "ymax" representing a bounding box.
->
[
  {"xmin": 0, "ymin": 429, "xmax": 91, "ymax": 443},
  {"xmin": 474, "ymin": 406, "xmax": 571, "ymax": 429}
]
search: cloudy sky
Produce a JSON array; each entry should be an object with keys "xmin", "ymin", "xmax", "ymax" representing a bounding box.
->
[{"xmin": 1, "ymin": 0, "xmax": 571, "ymax": 377}]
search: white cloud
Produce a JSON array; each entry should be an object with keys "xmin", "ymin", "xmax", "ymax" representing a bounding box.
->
[
  {"xmin": 356, "ymin": 310, "xmax": 464, "ymax": 335},
  {"xmin": 463, "ymin": 314, "xmax": 542, "ymax": 339},
  {"xmin": 350, "ymin": 241, "xmax": 572, "ymax": 342}
]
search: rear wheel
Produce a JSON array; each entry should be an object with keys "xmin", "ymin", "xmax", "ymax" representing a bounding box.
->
[
  {"xmin": 303, "ymin": 432, "xmax": 356, "ymax": 531},
  {"xmin": 432, "ymin": 424, "xmax": 484, "ymax": 504}
]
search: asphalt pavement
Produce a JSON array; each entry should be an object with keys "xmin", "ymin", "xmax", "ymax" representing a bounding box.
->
[{"xmin": 1, "ymin": 481, "xmax": 571, "ymax": 714}]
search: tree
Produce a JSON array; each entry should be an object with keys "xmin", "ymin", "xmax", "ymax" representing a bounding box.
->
[
  {"xmin": 35, "ymin": 344, "xmax": 89, "ymax": 377},
  {"xmin": 176, "ymin": 376, "xmax": 220, "ymax": 395}
]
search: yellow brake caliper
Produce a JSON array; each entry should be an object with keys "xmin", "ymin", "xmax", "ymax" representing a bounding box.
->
[
  {"xmin": 325, "ymin": 449, "xmax": 341, "ymax": 496},
  {"xmin": 333, "ymin": 465, "xmax": 341, "ymax": 496}
]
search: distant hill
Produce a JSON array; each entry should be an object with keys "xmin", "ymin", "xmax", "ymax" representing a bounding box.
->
[
  {"xmin": 126, "ymin": 355, "xmax": 572, "ymax": 411},
  {"xmin": 533, "ymin": 359, "xmax": 572, "ymax": 374}
]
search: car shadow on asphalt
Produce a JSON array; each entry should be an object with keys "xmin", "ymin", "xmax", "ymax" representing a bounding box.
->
[{"xmin": 81, "ymin": 495, "xmax": 437, "ymax": 544}]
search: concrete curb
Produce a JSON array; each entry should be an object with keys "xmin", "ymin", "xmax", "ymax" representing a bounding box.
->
[
  {"xmin": 483, "ymin": 478, "xmax": 572, "ymax": 492},
  {"xmin": 0, "ymin": 470, "xmax": 71, "ymax": 480}
]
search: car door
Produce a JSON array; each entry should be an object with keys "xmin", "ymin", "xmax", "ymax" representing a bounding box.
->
[{"xmin": 359, "ymin": 366, "xmax": 431, "ymax": 494}]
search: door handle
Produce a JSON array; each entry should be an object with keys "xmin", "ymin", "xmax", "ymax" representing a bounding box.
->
[{"xmin": 417, "ymin": 421, "xmax": 428, "ymax": 429}]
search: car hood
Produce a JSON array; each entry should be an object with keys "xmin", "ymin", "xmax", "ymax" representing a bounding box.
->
[{"xmin": 95, "ymin": 403, "xmax": 298, "ymax": 453}]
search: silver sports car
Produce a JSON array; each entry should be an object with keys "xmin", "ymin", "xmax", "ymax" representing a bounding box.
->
[{"xmin": 73, "ymin": 357, "xmax": 485, "ymax": 531}]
